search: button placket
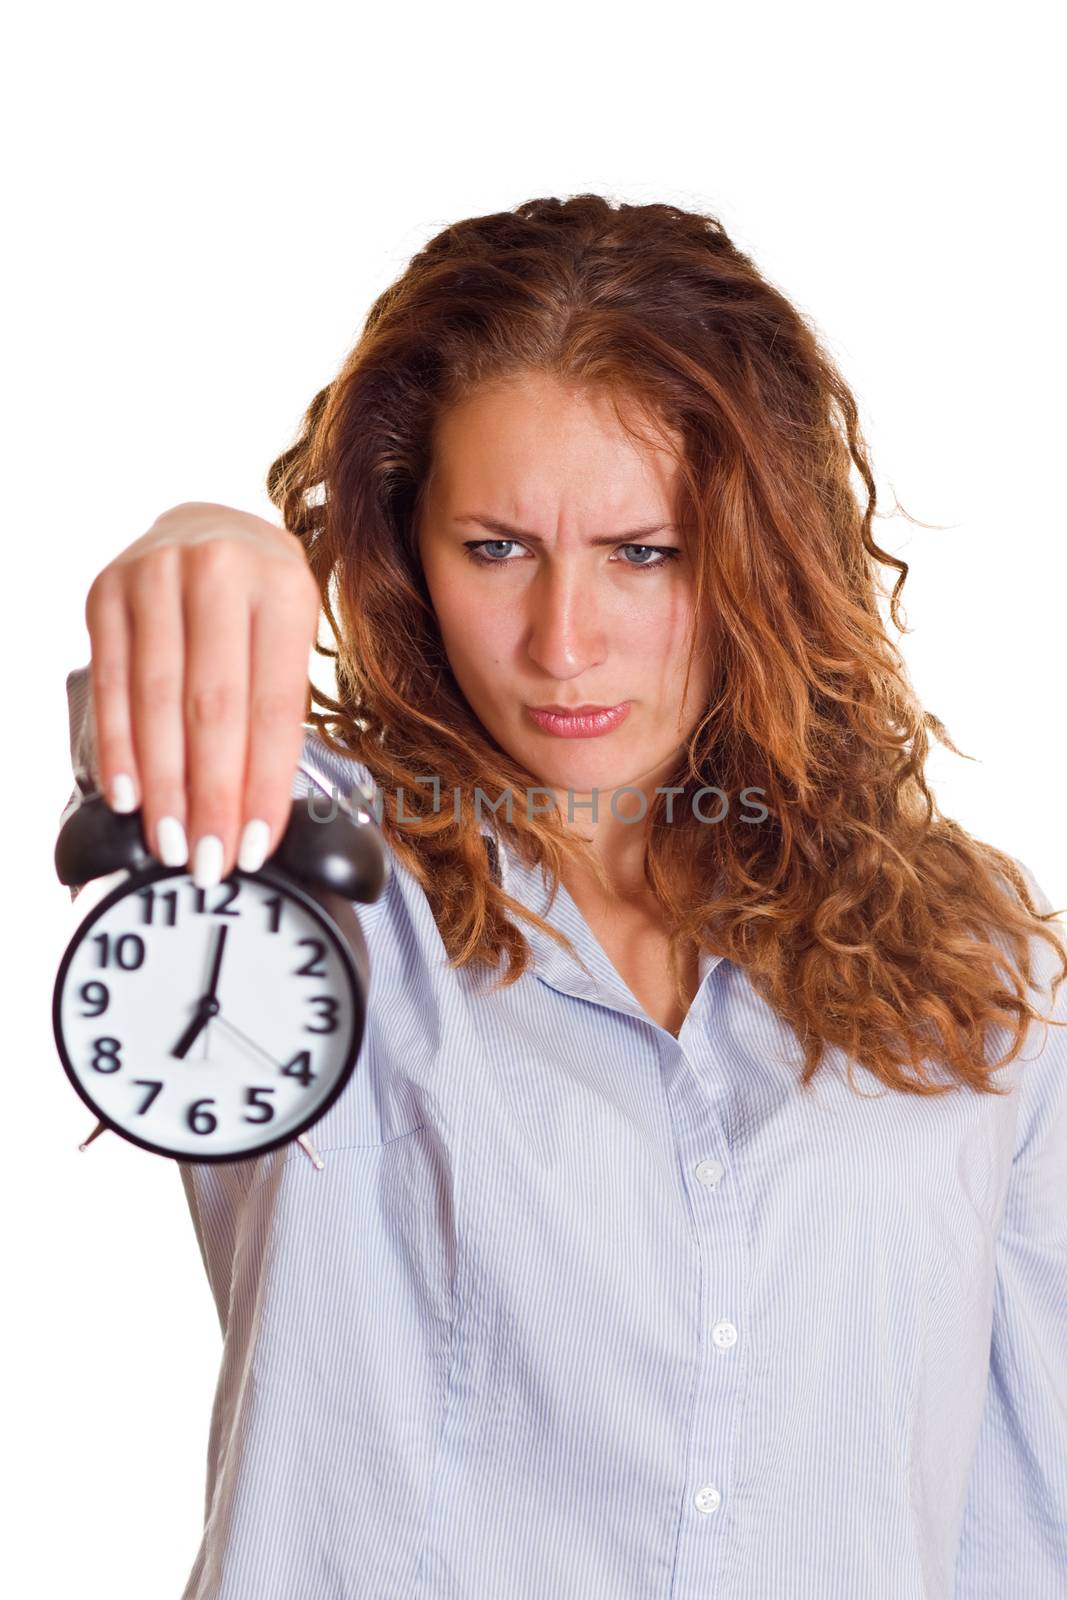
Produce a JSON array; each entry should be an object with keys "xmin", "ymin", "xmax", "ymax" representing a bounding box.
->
[{"xmin": 662, "ymin": 1037, "xmax": 747, "ymax": 1583}]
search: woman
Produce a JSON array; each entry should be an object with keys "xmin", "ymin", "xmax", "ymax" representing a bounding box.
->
[{"xmin": 62, "ymin": 194, "xmax": 1066, "ymax": 1599}]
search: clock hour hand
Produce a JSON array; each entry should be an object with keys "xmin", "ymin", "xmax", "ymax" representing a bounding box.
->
[
  {"xmin": 172, "ymin": 925, "xmax": 231, "ymax": 1058},
  {"xmin": 171, "ymin": 994, "xmax": 219, "ymax": 1059}
]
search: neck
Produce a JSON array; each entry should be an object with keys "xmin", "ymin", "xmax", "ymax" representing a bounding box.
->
[{"xmin": 553, "ymin": 780, "xmax": 660, "ymax": 904}]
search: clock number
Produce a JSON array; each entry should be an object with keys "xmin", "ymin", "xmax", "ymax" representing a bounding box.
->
[
  {"xmin": 78, "ymin": 980, "xmax": 109, "ymax": 1017},
  {"xmin": 304, "ymin": 995, "xmax": 339, "ymax": 1034},
  {"xmin": 90, "ymin": 1037, "xmax": 122, "ymax": 1073},
  {"xmin": 90, "ymin": 932, "xmax": 145, "ymax": 970},
  {"xmin": 186, "ymin": 1098, "xmax": 218, "ymax": 1135},
  {"xmin": 131, "ymin": 1080, "xmax": 164, "ymax": 1115},
  {"xmin": 243, "ymin": 1087, "xmax": 275, "ymax": 1124},
  {"xmin": 294, "ymin": 938, "xmax": 328, "ymax": 978},
  {"xmin": 135, "ymin": 886, "xmax": 178, "ymax": 926},
  {"xmin": 263, "ymin": 893, "xmax": 284, "ymax": 934},
  {"xmin": 281, "ymin": 1050, "xmax": 316, "ymax": 1087},
  {"xmin": 190, "ymin": 881, "xmax": 241, "ymax": 916}
]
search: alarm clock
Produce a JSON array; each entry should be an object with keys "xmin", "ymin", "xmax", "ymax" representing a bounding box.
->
[{"xmin": 52, "ymin": 788, "xmax": 388, "ymax": 1165}]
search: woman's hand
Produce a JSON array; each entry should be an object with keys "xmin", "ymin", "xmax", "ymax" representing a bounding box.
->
[{"xmin": 83, "ymin": 501, "xmax": 322, "ymax": 889}]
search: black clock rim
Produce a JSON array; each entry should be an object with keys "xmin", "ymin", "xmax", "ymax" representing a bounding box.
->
[{"xmin": 52, "ymin": 859, "xmax": 368, "ymax": 1166}]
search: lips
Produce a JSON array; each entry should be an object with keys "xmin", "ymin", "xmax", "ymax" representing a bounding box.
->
[
  {"xmin": 529, "ymin": 703, "xmax": 620, "ymax": 715},
  {"xmin": 525, "ymin": 701, "xmax": 632, "ymax": 739}
]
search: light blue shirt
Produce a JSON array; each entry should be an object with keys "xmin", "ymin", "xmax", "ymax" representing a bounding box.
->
[{"xmin": 62, "ymin": 664, "xmax": 1067, "ymax": 1599}]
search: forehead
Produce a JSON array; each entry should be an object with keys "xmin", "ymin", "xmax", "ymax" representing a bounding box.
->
[{"xmin": 425, "ymin": 374, "xmax": 682, "ymax": 526}]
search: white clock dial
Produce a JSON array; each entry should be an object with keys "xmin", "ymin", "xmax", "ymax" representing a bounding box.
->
[{"xmin": 54, "ymin": 867, "xmax": 362, "ymax": 1160}]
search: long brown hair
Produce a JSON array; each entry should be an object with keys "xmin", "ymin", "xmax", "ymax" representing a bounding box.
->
[{"xmin": 266, "ymin": 192, "xmax": 1065, "ymax": 1098}]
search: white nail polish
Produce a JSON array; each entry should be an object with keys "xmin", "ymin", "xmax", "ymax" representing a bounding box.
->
[
  {"xmin": 157, "ymin": 816, "xmax": 189, "ymax": 867},
  {"xmin": 238, "ymin": 818, "xmax": 271, "ymax": 873},
  {"xmin": 110, "ymin": 773, "xmax": 137, "ymax": 813},
  {"xmin": 192, "ymin": 834, "xmax": 224, "ymax": 889}
]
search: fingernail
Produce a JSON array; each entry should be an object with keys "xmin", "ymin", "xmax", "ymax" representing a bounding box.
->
[
  {"xmin": 157, "ymin": 816, "xmax": 189, "ymax": 867},
  {"xmin": 192, "ymin": 834, "xmax": 224, "ymax": 889},
  {"xmin": 238, "ymin": 818, "xmax": 271, "ymax": 873},
  {"xmin": 110, "ymin": 773, "xmax": 137, "ymax": 813}
]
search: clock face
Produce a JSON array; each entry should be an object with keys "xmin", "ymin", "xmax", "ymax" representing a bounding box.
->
[{"xmin": 53, "ymin": 863, "xmax": 364, "ymax": 1161}]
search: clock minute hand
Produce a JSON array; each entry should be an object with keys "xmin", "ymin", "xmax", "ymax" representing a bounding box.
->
[{"xmin": 211, "ymin": 1012, "xmax": 284, "ymax": 1070}]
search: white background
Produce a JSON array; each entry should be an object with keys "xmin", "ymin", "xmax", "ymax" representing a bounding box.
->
[{"xmin": 4, "ymin": 2, "xmax": 1064, "ymax": 1594}]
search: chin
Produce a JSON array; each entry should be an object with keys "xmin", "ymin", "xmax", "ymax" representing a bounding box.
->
[{"xmin": 517, "ymin": 748, "xmax": 631, "ymax": 793}]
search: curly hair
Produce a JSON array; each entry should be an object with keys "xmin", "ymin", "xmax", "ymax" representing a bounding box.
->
[{"xmin": 266, "ymin": 191, "xmax": 1066, "ymax": 1098}]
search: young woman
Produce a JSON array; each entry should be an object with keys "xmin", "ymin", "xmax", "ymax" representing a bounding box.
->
[{"xmin": 62, "ymin": 194, "xmax": 1066, "ymax": 1599}]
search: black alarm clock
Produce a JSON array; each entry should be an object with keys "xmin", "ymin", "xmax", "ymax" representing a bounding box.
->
[{"xmin": 52, "ymin": 788, "xmax": 388, "ymax": 1165}]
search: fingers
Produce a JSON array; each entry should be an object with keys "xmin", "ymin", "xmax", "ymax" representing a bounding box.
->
[
  {"xmin": 180, "ymin": 541, "xmax": 253, "ymax": 889},
  {"xmin": 83, "ymin": 507, "xmax": 320, "ymax": 891},
  {"xmin": 239, "ymin": 581, "xmax": 320, "ymax": 876},
  {"xmin": 127, "ymin": 546, "xmax": 189, "ymax": 867}
]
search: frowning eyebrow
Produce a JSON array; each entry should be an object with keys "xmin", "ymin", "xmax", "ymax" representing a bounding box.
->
[{"xmin": 454, "ymin": 514, "xmax": 677, "ymax": 546}]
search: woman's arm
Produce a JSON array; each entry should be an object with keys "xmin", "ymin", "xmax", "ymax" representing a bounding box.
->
[{"xmin": 60, "ymin": 664, "xmax": 102, "ymax": 877}]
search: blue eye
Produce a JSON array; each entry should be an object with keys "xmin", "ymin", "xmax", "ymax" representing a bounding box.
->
[
  {"xmin": 617, "ymin": 544, "xmax": 680, "ymax": 569},
  {"xmin": 462, "ymin": 541, "xmax": 681, "ymax": 572},
  {"xmin": 463, "ymin": 540, "xmax": 521, "ymax": 565}
]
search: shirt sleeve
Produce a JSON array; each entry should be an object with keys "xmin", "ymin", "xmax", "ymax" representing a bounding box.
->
[
  {"xmin": 61, "ymin": 664, "xmax": 101, "ymax": 902},
  {"xmin": 953, "ymin": 860, "xmax": 1067, "ymax": 1597}
]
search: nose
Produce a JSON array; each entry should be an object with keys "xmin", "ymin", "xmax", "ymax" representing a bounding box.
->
[{"xmin": 525, "ymin": 559, "xmax": 608, "ymax": 680}]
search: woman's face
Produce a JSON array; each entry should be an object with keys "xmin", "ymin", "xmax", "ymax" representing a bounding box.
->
[{"xmin": 416, "ymin": 370, "xmax": 714, "ymax": 810}]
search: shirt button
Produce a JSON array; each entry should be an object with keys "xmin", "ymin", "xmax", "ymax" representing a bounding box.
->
[
  {"xmin": 712, "ymin": 1319, "xmax": 738, "ymax": 1349},
  {"xmin": 693, "ymin": 1483, "xmax": 722, "ymax": 1514},
  {"xmin": 695, "ymin": 1158, "xmax": 724, "ymax": 1187}
]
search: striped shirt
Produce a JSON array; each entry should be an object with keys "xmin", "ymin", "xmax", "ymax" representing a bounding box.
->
[{"xmin": 61, "ymin": 663, "xmax": 1067, "ymax": 1599}]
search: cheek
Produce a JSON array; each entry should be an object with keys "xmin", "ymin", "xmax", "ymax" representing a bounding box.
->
[
  {"xmin": 622, "ymin": 579, "xmax": 692, "ymax": 635},
  {"xmin": 633, "ymin": 607, "xmax": 711, "ymax": 708},
  {"xmin": 434, "ymin": 588, "xmax": 514, "ymax": 681},
  {"xmin": 425, "ymin": 562, "xmax": 482, "ymax": 644},
  {"xmin": 623, "ymin": 597, "xmax": 694, "ymax": 667}
]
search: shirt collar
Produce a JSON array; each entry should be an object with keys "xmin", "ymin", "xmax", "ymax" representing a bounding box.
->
[
  {"xmin": 301, "ymin": 741, "xmax": 724, "ymax": 1025},
  {"xmin": 479, "ymin": 824, "xmax": 724, "ymax": 1022}
]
